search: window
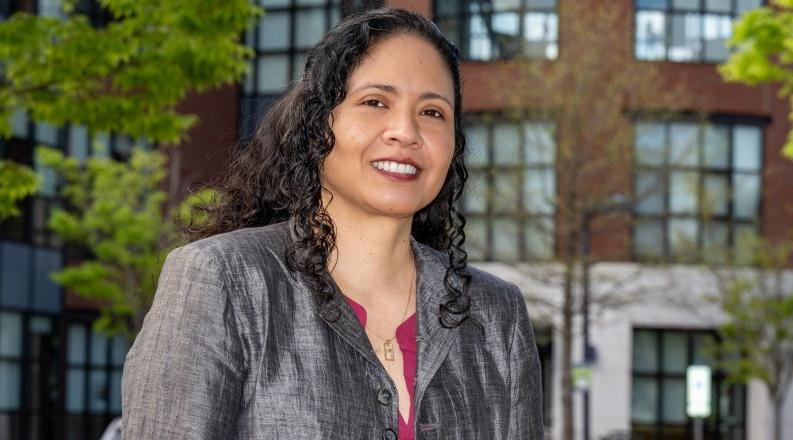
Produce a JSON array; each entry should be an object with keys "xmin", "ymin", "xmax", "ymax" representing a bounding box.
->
[
  {"xmin": 632, "ymin": 119, "xmax": 763, "ymax": 262},
  {"xmin": 0, "ymin": 312, "xmax": 60, "ymax": 440},
  {"xmin": 64, "ymin": 320, "xmax": 128, "ymax": 440},
  {"xmin": 635, "ymin": 0, "xmax": 764, "ymax": 62},
  {"xmin": 631, "ymin": 329, "xmax": 746, "ymax": 440},
  {"xmin": 240, "ymin": 0, "xmax": 382, "ymax": 137},
  {"xmin": 434, "ymin": 0, "xmax": 558, "ymax": 61},
  {"xmin": 462, "ymin": 118, "xmax": 555, "ymax": 261}
]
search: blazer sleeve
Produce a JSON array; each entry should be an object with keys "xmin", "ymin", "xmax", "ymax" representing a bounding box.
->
[
  {"xmin": 121, "ymin": 245, "xmax": 246, "ymax": 439},
  {"xmin": 507, "ymin": 283, "xmax": 545, "ymax": 439}
]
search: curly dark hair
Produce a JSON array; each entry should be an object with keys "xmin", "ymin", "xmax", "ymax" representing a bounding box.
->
[{"xmin": 186, "ymin": 7, "xmax": 472, "ymax": 328}]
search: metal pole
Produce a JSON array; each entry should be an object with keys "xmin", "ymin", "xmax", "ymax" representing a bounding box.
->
[
  {"xmin": 580, "ymin": 213, "xmax": 591, "ymax": 440},
  {"xmin": 694, "ymin": 417, "xmax": 703, "ymax": 440}
]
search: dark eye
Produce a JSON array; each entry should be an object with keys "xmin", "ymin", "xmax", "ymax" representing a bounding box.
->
[
  {"xmin": 423, "ymin": 109, "xmax": 444, "ymax": 119},
  {"xmin": 363, "ymin": 99, "xmax": 385, "ymax": 108}
]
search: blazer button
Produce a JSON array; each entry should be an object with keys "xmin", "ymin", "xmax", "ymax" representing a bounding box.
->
[
  {"xmin": 382, "ymin": 428, "xmax": 397, "ymax": 440},
  {"xmin": 377, "ymin": 388, "xmax": 393, "ymax": 405}
]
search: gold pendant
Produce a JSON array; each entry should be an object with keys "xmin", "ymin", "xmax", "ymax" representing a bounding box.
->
[{"xmin": 383, "ymin": 340, "xmax": 395, "ymax": 361}]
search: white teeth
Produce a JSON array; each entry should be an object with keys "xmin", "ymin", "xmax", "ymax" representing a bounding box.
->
[{"xmin": 371, "ymin": 160, "xmax": 418, "ymax": 175}]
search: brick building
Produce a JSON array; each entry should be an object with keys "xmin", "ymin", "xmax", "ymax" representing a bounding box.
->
[{"xmin": 1, "ymin": 0, "xmax": 791, "ymax": 439}]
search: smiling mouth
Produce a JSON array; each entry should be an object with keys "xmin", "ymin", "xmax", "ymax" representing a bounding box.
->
[{"xmin": 371, "ymin": 160, "xmax": 419, "ymax": 176}]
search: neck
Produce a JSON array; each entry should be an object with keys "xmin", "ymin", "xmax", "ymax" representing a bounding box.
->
[{"xmin": 322, "ymin": 197, "xmax": 415, "ymax": 306}]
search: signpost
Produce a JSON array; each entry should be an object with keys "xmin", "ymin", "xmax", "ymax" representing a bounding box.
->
[{"xmin": 687, "ymin": 365, "xmax": 712, "ymax": 440}]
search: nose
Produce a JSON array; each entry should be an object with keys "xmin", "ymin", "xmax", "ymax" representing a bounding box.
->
[{"xmin": 381, "ymin": 106, "xmax": 421, "ymax": 148}]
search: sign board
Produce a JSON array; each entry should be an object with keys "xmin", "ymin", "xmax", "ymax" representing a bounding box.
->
[
  {"xmin": 572, "ymin": 363, "xmax": 592, "ymax": 391},
  {"xmin": 687, "ymin": 365, "xmax": 712, "ymax": 418}
]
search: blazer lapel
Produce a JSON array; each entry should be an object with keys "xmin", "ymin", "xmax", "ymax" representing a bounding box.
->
[{"xmin": 409, "ymin": 235, "xmax": 467, "ymax": 415}]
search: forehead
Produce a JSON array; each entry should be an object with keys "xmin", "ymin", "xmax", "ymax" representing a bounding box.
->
[{"xmin": 346, "ymin": 33, "xmax": 455, "ymax": 102}]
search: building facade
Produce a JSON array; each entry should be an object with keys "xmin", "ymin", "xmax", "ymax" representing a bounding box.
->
[{"xmin": 1, "ymin": 0, "xmax": 792, "ymax": 439}]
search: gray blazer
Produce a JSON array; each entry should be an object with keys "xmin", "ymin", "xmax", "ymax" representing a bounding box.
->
[{"xmin": 121, "ymin": 218, "xmax": 544, "ymax": 439}]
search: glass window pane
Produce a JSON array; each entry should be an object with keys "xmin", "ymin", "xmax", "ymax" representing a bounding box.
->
[
  {"xmin": 437, "ymin": 0, "xmax": 460, "ymax": 15},
  {"xmin": 66, "ymin": 368, "xmax": 85, "ymax": 413},
  {"xmin": 635, "ymin": 220, "xmax": 664, "ymax": 258},
  {"xmin": 636, "ymin": 171, "xmax": 665, "ymax": 215},
  {"xmin": 67, "ymin": 324, "xmax": 87, "ymax": 364},
  {"xmin": 736, "ymin": 0, "xmax": 762, "ymax": 14},
  {"xmin": 705, "ymin": 0, "xmax": 732, "ymax": 13},
  {"xmin": 93, "ymin": 132, "xmax": 110, "ymax": 157},
  {"xmin": 704, "ymin": 124, "xmax": 729, "ymax": 168},
  {"xmin": 110, "ymin": 370, "xmax": 122, "ymax": 413},
  {"xmin": 523, "ymin": 168, "xmax": 555, "ymax": 214},
  {"xmin": 493, "ymin": 0, "xmax": 520, "ymax": 10},
  {"xmin": 670, "ymin": 170, "xmax": 699, "ymax": 214},
  {"xmin": 111, "ymin": 335, "xmax": 129, "ymax": 367},
  {"xmin": 292, "ymin": 52, "xmax": 309, "ymax": 81},
  {"xmin": 90, "ymin": 330, "xmax": 108, "ymax": 366},
  {"xmin": 662, "ymin": 378, "xmax": 687, "ymax": 423},
  {"xmin": 524, "ymin": 122, "xmax": 555, "ymax": 164},
  {"xmin": 296, "ymin": 0, "xmax": 324, "ymax": 5},
  {"xmin": 463, "ymin": 171, "xmax": 488, "ymax": 213},
  {"xmin": 669, "ymin": 13, "xmax": 702, "ymax": 62},
  {"xmin": 635, "ymin": 122, "xmax": 666, "ymax": 166},
  {"xmin": 733, "ymin": 173, "xmax": 760, "ymax": 219},
  {"xmin": 36, "ymin": 161, "xmax": 58, "ymax": 197},
  {"xmin": 0, "ymin": 361, "xmax": 21, "ymax": 410},
  {"xmin": 703, "ymin": 14, "xmax": 732, "ymax": 61},
  {"xmin": 88, "ymin": 370, "xmax": 108, "ymax": 413},
  {"xmin": 35, "ymin": 122, "xmax": 59, "ymax": 145},
  {"xmin": 636, "ymin": 11, "xmax": 666, "ymax": 60},
  {"xmin": 68, "ymin": 125, "xmax": 89, "ymax": 163},
  {"xmin": 693, "ymin": 333, "xmax": 716, "ymax": 366},
  {"xmin": 493, "ymin": 123, "xmax": 521, "ymax": 165},
  {"xmin": 464, "ymin": 217, "xmax": 487, "ymax": 261},
  {"xmin": 11, "ymin": 109, "xmax": 28, "ymax": 138},
  {"xmin": 29, "ymin": 316, "xmax": 52, "ymax": 335},
  {"xmin": 735, "ymin": 224, "xmax": 758, "ymax": 264},
  {"xmin": 669, "ymin": 218, "xmax": 699, "ymax": 254},
  {"xmin": 532, "ymin": 0, "xmax": 557, "ymax": 8},
  {"xmin": 492, "ymin": 218, "xmax": 520, "ymax": 261},
  {"xmin": 631, "ymin": 377, "xmax": 659, "ymax": 423},
  {"xmin": 633, "ymin": 330, "xmax": 658, "ymax": 373},
  {"xmin": 662, "ymin": 332, "xmax": 688, "ymax": 373},
  {"xmin": 296, "ymin": 8, "xmax": 326, "ymax": 48},
  {"xmin": 704, "ymin": 173, "xmax": 728, "ymax": 216},
  {"xmin": 257, "ymin": 55, "xmax": 290, "ymax": 93},
  {"xmin": 670, "ymin": 122, "xmax": 700, "ymax": 166},
  {"xmin": 637, "ymin": 0, "xmax": 668, "ymax": 8},
  {"xmin": 259, "ymin": 0, "xmax": 289, "ymax": 6},
  {"xmin": 466, "ymin": 125, "xmax": 489, "ymax": 166},
  {"xmin": 258, "ymin": 11, "xmax": 290, "ymax": 50},
  {"xmin": 437, "ymin": 17, "xmax": 461, "ymax": 47},
  {"xmin": 493, "ymin": 172, "xmax": 521, "ymax": 212},
  {"xmin": 525, "ymin": 216, "xmax": 554, "ymax": 259},
  {"xmin": 703, "ymin": 221, "xmax": 729, "ymax": 262},
  {"xmin": 523, "ymin": 12, "xmax": 558, "ymax": 59},
  {"xmin": 0, "ymin": 312, "xmax": 22, "ymax": 357},
  {"xmin": 468, "ymin": 13, "xmax": 493, "ymax": 60},
  {"xmin": 732, "ymin": 125, "xmax": 762, "ymax": 171},
  {"xmin": 673, "ymin": 0, "xmax": 699, "ymax": 10}
]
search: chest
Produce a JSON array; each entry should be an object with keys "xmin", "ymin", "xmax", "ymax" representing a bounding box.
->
[{"xmin": 232, "ymin": 311, "xmax": 512, "ymax": 439}]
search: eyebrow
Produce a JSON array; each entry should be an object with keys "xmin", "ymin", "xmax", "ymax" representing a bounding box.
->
[{"xmin": 351, "ymin": 82, "xmax": 453, "ymax": 108}]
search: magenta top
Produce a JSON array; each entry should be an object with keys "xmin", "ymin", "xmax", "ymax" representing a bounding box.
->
[{"xmin": 344, "ymin": 295, "xmax": 417, "ymax": 440}]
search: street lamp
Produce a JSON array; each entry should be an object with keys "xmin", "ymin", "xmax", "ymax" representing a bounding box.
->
[{"xmin": 580, "ymin": 193, "xmax": 631, "ymax": 440}]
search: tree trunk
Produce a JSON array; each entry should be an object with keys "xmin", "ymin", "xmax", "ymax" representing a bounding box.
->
[{"xmin": 772, "ymin": 393, "xmax": 782, "ymax": 440}]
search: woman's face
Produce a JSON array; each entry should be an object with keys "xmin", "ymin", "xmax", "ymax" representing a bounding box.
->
[{"xmin": 321, "ymin": 33, "xmax": 456, "ymax": 220}]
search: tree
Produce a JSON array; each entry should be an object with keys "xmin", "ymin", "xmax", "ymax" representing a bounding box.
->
[
  {"xmin": 705, "ymin": 237, "xmax": 793, "ymax": 440},
  {"xmin": 36, "ymin": 144, "xmax": 216, "ymax": 341},
  {"xmin": 478, "ymin": 2, "xmax": 695, "ymax": 439},
  {"xmin": 719, "ymin": 0, "xmax": 793, "ymax": 158},
  {"xmin": 0, "ymin": 0, "xmax": 260, "ymax": 218}
]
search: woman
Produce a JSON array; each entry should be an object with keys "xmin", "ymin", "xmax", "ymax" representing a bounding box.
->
[{"xmin": 122, "ymin": 7, "xmax": 544, "ymax": 440}]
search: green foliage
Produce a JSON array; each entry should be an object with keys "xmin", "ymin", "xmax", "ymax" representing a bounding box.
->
[
  {"xmin": 0, "ymin": 159, "xmax": 39, "ymax": 219},
  {"xmin": 719, "ymin": 0, "xmax": 793, "ymax": 158},
  {"xmin": 0, "ymin": 0, "xmax": 260, "ymax": 216},
  {"xmin": 705, "ymin": 238, "xmax": 793, "ymax": 408},
  {"xmin": 36, "ymin": 145, "xmax": 216, "ymax": 340}
]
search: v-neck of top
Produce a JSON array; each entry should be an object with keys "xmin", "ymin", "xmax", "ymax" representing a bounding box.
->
[{"xmin": 344, "ymin": 295, "xmax": 417, "ymax": 440}]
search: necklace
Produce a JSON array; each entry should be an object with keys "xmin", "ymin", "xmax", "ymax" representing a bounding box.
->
[{"xmin": 365, "ymin": 247, "xmax": 416, "ymax": 362}]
